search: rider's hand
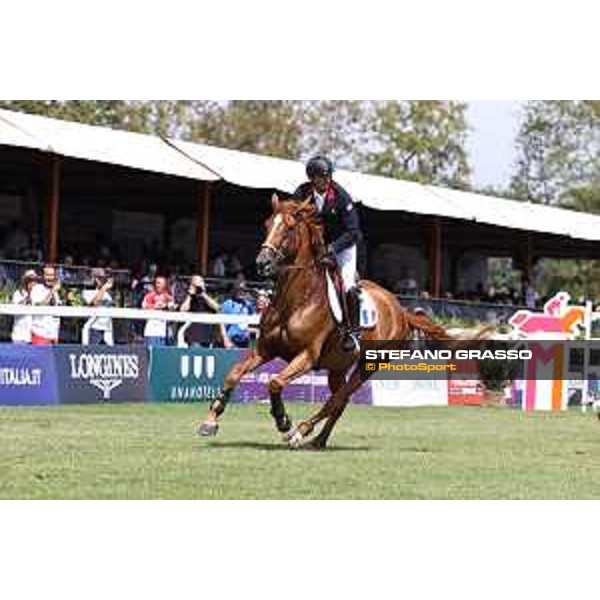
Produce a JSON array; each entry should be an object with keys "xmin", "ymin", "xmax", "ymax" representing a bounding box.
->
[{"xmin": 318, "ymin": 245, "xmax": 336, "ymax": 269}]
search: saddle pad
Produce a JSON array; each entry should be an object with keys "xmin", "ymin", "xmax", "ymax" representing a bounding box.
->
[
  {"xmin": 359, "ymin": 291, "xmax": 378, "ymax": 329},
  {"xmin": 325, "ymin": 271, "xmax": 378, "ymax": 328},
  {"xmin": 326, "ymin": 270, "xmax": 343, "ymax": 323}
]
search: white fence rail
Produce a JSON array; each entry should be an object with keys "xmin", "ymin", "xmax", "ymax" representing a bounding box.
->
[{"xmin": 0, "ymin": 304, "xmax": 260, "ymax": 347}]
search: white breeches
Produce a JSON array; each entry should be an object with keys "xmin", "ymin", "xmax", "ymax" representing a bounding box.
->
[{"xmin": 336, "ymin": 244, "xmax": 357, "ymax": 292}]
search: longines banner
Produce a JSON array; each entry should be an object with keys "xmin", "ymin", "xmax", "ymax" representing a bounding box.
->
[
  {"xmin": 0, "ymin": 344, "xmax": 58, "ymax": 405},
  {"xmin": 149, "ymin": 347, "xmax": 242, "ymax": 402},
  {"xmin": 53, "ymin": 345, "xmax": 148, "ymax": 404}
]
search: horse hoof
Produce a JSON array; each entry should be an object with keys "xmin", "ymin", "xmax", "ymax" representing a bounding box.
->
[
  {"xmin": 285, "ymin": 428, "xmax": 304, "ymax": 449},
  {"xmin": 197, "ymin": 421, "xmax": 219, "ymax": 437},
  {"xmin": 276, "ymin": 414, "xmax": 292, "ymax": 433}
]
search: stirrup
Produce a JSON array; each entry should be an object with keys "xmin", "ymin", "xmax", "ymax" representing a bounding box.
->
[{"xmin": 343, "ymin": 331, "xmax": 360, "ymax": 353}]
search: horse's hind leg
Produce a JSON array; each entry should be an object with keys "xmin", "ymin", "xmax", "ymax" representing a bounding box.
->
[
  {"xmin": 198, "ymin": 351, "xmax": 267, "ymax": 436},
  {"xmin": 305, "ymin": 368, "xmax": 364, "ymax": 450},
  {"xmin": 268, "ymin": 350, "xmax": 314, "ymax": 435},
  {"xmin": 288, "ymin": 369, "xmax": 347, "ymax": 441}
]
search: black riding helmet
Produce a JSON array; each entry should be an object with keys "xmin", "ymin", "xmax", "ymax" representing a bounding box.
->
[{"xmin": 306, "ymin": 155, "xmax": 334, "ymax": 179}]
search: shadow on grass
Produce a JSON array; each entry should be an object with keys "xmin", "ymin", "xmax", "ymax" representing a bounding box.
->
[{"xmin": 197, "ymin": 440, "xmax": 372, "ymax": 452}]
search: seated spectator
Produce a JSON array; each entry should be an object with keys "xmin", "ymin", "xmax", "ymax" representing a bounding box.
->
[
  {"xmin": 11, "ymin": 269, "xmax": 38, "ymax": 344},
  {"xmin": 394, "ymin": 270, "xmax": 418, "ymax": 296},
  {"xmin": 255, "ymin": 289, "xmax": 270, "ymax": 317},
  {"xmin": 141, "ymin": 263, "xmax": 158, "ymax": 295},
  {"xmin": 142, "ymin": 275, "xmax": 175, "ymax": 346},
  {"xmin": 211, "ymin": 250, "xmax": 227, "ymax": 278},
  {"xmin": 82, "ymin": 268, "xmax": 115, "ymax": 345},
  {"xmin": 169, "ymin": 274, "xmax": 189, "ymax": 307},
  {"xmin": 249, "ymin": 289, "xmax": 271, "ymax": 343},
  {"xmin": 30, "ymin": 265, "xmax": 62, "ymax": 345},
  {"xmin": 220, "ymin": 281, "xmax": 255, "ymax": 349},
  {"xmin": 523, "ymin": 279, "xmax": 538, "ymax": 309},
  {"xmin": 179, "ymin": 274, "xmax": 220, "ymax": 347},
  {"xmin": 411, "ymin": 306, "xmax": 432, "ymax": 342},
  {"xmin": 58, "ymin": 254, "xmax": 77, "ymax": 285},
  {"xmin": 227, "ymin": 248, "xmax": 243, "ymax": 277}
]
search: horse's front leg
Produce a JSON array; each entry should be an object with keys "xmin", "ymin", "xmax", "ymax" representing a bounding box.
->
[
  {"xmin": 267, "ymin": 350, "xmax": 315, "ymax": 436},
  {"xmin": 198, "ymin": 351, "xmax": 267, "ymax": 436}
]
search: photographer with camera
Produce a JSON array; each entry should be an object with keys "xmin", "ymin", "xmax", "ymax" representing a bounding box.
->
[
  {"xmin": 82, "ymin": 268, "xmax": 115, "ymax": 345},
  {"xmin": 30, "ymin": 264, "xmax": 62, "ymax": 345},
  {"xmin": 179, "ymin": 274, "xmax": 220, "ymax": 348}
]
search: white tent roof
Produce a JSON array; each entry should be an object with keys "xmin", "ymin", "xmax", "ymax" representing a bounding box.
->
[
  {"xmin": 426, "ymin": 185, "xmax": 600, "ymax": 241},
  {"xmin": 170, "ymin": 135, "xmax": 600, "ymax": 240},
  {"xmin": 2, "ymin": 108, "xmax": 600, "ymax": 242},
  {"xmin": 168, "ymin": 138, "xmax": 466, "ymax": 219},
  {"xmin": 0, "ymin": 108, "xmax": 219, "ymax": 182},
  {"xmin": 167, "ymin": 137, "xmax": 305, "ymax": 192}
]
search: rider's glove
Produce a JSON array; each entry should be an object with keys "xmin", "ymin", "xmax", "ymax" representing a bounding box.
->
[{"xmin": 319, "ymin": 245, "xmax": 337, "ymax": 269}]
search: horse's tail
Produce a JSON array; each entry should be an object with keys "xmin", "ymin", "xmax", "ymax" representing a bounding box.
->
[
  {"xmin": 406, "ymin": 313, "xmax": 455, "ymax": 340},
  {"xmin": 406, "ymin": 312, "xmax": 494, "ymax": 342}
]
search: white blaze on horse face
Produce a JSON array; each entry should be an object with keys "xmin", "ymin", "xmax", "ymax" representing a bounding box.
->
[{"xmin": 264, "ymin": 213, "xmax": 285, "ymax": 251}]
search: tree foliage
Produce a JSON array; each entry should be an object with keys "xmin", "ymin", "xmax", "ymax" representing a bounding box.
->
[
  {"xmin": 510, "ymin": 101, "xmax": 600, "ymax": 299},
  {"xmin": 364, "ymin": 101, "xmax": 471, "ymax": 188},
  {"xmin": 188, "ymin": 101, "xmax": 304, "ymax": 158},
  {"xmin": 0, "ymin": 100, "xmax": 472, "ymax": 187},
  {"xmin": 511, "ymin": 100, "xmax": 600, "ymax": 205}
]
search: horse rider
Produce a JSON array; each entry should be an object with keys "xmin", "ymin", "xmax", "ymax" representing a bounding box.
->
[{"xmin": 294, "ymin": 154, "xmax": 363, "ymax": 352}]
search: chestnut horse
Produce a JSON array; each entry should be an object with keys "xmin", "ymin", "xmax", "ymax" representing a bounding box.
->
[{"xmin": 198, "ymin": 195, "xmax": 457, "ymax": 449}]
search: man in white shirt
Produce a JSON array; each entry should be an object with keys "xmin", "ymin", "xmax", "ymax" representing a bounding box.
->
[
  {"xmin": 11, "ymin": 269, "xmax": 38, "ymax": 343},
  {"xmin": 82, "ymin": 268, "xmax": 114, "ymax": 345},
  {"xmin": 30, "ymin": 265, "xmax": 62, "ymax": 345},
  {"xmin": 211, "ymin": 251, "xmax": 227, "ymax": 278}
]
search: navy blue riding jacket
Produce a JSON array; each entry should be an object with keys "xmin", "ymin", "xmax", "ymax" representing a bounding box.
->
[{"xmin": 293, "ymin": 181, "xmax": 362, "ymax": 254}]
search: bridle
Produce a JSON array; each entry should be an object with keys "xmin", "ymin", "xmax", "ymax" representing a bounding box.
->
[
  {"xmin": 261, "ymin": 211, "xmax": 321, "ymax": 271},
  {"xmin": 260, "ymin": 241, "xmax": 287, "ymax": 264}
]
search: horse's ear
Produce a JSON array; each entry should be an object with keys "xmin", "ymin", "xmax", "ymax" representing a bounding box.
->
[{"xmin": 271, "ymin": 193, "xmax": 280, "ymax": 212}]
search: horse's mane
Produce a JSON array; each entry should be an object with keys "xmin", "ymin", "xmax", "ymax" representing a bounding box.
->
[{"xmin": 274, "ymin": 197, "xmax": 324, "ymax": 250}]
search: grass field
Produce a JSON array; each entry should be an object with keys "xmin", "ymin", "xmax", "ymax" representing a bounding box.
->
[{"xmin": 2, "ymin": 402, "xmax": 600, "ymax": 499}]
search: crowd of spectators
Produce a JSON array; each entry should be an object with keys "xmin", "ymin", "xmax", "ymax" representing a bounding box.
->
[
  {"xmin": 394, "ymin": 279, "xmax": 534, "ymax": 307},
  {"xmin": 4, "ymin": 256, "xmax": 270, "ymax": 348},
  {"xmin": 3, "ymin": 231, "xmax": 599, "ymax": 346}
]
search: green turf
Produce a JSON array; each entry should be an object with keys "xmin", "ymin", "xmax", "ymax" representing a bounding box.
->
[{"xmin": 1, "ymin": 402, "xmax": 600, "ymax": 499}]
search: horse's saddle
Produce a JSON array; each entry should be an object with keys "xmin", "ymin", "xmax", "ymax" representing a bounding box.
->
[{"xmin": 325, "ymin": 270, "xmax": 378, "ymax": 328}]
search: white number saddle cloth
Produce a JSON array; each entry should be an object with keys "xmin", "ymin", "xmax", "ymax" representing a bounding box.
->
[{"xmin": 325, "ymin": 271, "xmax": 378, "ymax": 328}]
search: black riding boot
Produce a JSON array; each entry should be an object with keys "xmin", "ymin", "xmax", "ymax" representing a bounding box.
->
[{"xmin": 342, "ymin": 287, "xmax": 361, "ymax": 352}]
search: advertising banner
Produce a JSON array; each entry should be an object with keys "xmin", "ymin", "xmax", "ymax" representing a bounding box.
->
[
  {"xmin": 149, "ymin": 347, "xmax": 241, "ymax": 402},
  {"xmin": 236, "ymin": 360, "xmax": 372, "ymax": 404},
  {"xmin": 448, "ymin": 359, "xmax": 484, "ymax": 406},
  {"xmin": 370, "ymin": 378, "xmax": 448, "ymax": 407},
  {"xmin": 54, "ymin": 345, "xmax": 148, "ymax": 404},
  {"xmin": 0, "ymin": 344, "xmax": 58, "ymax": 405},
  {"xmin": 149, "ymin": 348, "xmax": 373, "ymax": 405}
]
